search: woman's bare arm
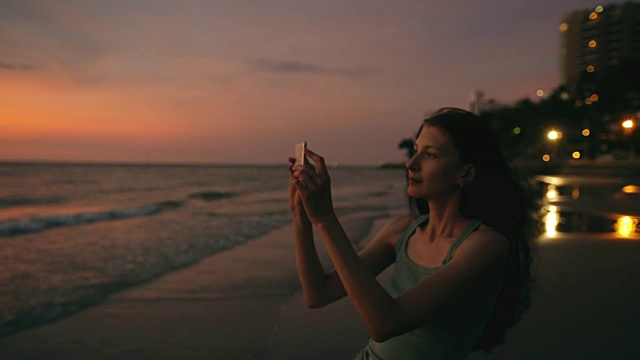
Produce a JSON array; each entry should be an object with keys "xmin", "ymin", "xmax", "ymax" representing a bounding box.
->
[
  {"xmin": 293, "ymin": 212, "xmax": 413, "ymax": 308},
  {"xmin": 294, "ymin": 150, "xmax": 509, "ymax": 342},
  {"xmin": 316, "ymin": 217, "xmax": 509, "ymax": 342}
]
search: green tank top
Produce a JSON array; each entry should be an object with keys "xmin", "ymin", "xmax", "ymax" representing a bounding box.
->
[{"xmin": 356, "ymin": 215, "xmax": 495, "ymax": 360}]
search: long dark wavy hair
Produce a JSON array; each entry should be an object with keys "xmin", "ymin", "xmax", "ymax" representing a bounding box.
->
[{"xmin": 410, "ymin": 108, "xmax": 537, "ymax": 352}]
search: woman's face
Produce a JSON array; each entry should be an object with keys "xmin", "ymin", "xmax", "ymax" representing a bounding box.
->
[{"xmin": 406, "ymin": 124, "xmax": 467, "ymax": 199}]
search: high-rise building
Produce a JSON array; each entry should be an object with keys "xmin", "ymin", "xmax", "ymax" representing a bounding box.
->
[
  {"xmin": 559, "ymin": 2, "xmax": 640, "ymax": 87},
  {"xmin": 469, "ymin": 90, "xmax": 484, "ymax": 115}
]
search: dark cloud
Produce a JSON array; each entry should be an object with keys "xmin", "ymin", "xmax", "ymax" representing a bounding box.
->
[
  {"xmin": 250, "ymin": 58, "xmax": 377, "ymax": 78},
  {"xmin": 0, "ymin": 62, "xmax": 35, "ymax": 71},
  {"xmin": 0, "ymin": 1, "xmax": 108, "ymax": 77}
]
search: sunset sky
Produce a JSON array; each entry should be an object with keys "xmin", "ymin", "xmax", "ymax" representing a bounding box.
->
[{"xmin": 1, "ymin": 0, "xmax": 607, "ymax": 165}]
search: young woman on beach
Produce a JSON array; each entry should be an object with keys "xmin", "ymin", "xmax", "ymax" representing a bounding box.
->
[{"xmin": 288, "ymin": 108, "xmax": 535, "ymax": 359}]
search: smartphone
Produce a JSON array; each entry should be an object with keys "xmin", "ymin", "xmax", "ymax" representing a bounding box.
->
[{"xmin": 294, "ymin": 141, "xmax": 307, "ymax": 165}]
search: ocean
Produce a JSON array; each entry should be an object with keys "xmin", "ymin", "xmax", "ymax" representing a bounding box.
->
[{"xmin": 0, "ymin": 162, "xmax": 408, "ymax": 336}]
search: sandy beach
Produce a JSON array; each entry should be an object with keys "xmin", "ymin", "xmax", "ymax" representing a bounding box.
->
[
  {"xmin": 0, "ymin": 211, "xmax": 391, "ymax": 360},
  {"xmin": 1, "ymin": 210, "xmax": 640, "ymax": 359}
]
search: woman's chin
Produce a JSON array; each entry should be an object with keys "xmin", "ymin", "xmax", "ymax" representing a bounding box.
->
[{"xmin": 407, "ymin": 187, "xmax": 423, "ymax": 198}]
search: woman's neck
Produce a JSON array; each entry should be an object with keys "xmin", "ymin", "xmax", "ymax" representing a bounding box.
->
[{"xmin": 424, "ymin": 194, "xmax": 469, "ymax": 240}]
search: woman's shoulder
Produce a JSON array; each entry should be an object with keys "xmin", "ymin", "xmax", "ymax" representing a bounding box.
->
[
  {"xmin": 461, "ymin": 223, "xmax": 511, "ymax": 257},
  {"xmin": 388, "ymin": 213, "xmax": 420, "ymax": 231},
  {"xmin": 375, "ymin": 213, "xmax": 421, "ymax": 247}
]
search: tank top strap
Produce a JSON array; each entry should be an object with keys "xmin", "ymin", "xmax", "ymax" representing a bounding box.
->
[
  {"xmin": 442, "ymin": 219, "xmax": 483, "ymax": 265},
  {"xmin": 395, "ymin": 214, "xmax": 430, "ymax": 254}
]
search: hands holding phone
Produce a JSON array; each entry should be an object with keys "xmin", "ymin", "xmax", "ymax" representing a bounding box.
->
[{"xmin": 288, "ymin": 145, "xmax": 336, "ymax": 226}]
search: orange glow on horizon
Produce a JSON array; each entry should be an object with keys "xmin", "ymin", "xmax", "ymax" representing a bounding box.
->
[{"xmin": 0, "ymin": 76, "xmax": 232, "ymax": 147}]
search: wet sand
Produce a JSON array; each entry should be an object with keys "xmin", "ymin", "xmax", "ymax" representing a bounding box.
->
[
  {"xmin": 0, "ymin": 211, "xmax": 391, "ymax": 360},
  {"xmin": 467, "ymin": 234, "xmax": 640, "ymax": 360},
  {"xmin": 1, "ymin": 213, "xmax": 640, "ymax": 359}
]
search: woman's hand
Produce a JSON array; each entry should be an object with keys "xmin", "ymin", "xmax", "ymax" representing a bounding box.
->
[
  {"xmin": 288, "ymin": 157, "xmax": 308, "ymax": 222},
  {"xmin": 290, "ymin": 149, "xmax": 337, "ymax": 225}
]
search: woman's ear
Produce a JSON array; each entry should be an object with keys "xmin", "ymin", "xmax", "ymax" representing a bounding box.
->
[{"xmin": 458, "ymin": 164, "xmax": 476, "ymax": 186}]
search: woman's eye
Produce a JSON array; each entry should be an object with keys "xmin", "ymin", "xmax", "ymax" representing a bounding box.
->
[{"xmin": 424, "ymin": 152, "xmax": 435, "ymax": 158}]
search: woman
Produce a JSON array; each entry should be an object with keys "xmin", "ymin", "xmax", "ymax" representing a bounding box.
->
[{"xmin": 288, "ymin": 108, "xmax": 535, "ymax": 359}]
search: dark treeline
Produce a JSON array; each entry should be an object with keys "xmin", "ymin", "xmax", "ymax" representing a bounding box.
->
[{"xmin": 481, "ymin": 55, "xmax": 640, "ymax": 163}]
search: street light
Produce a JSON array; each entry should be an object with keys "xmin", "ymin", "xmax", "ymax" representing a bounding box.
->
[
  {"xmin": 547, "ymin": 130, "xmax": 562, "ymax": 161},
  {"xmin": 623, "ymin": 119, "xmax": 635, "ymax": 129},
  {"xmin": 548, "ymin": 130, "xmax": 562, "ymax": 140}
]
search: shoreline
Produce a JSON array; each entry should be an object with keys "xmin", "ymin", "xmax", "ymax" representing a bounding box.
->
[
  {"xmin": 3, "ymin": 201, "xmax": 639, "ymax": 358},
  {"xmin": 0, "ymin": 209, "xmax": 400, "ymax": 359}
]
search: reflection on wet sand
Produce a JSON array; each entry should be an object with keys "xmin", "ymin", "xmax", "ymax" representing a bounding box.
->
[
  {"xmin": 615, "ymin": 216, "xmax": 638, "ymax": 237},
  {"xmin": 534, "ymin": 175, "xmax": 640, "ymax": 239}
]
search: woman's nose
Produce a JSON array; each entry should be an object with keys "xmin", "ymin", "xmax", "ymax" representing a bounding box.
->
[{"xmin": 406, "ymin": 155, "xmax": 419, "ymax": 172}]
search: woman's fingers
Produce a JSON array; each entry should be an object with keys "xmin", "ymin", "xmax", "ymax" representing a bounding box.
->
[
  {"xmin": 304, "ymin": 149, "xmax": 329, "ymax": 179},
  {"xmin": 292, "ymin": 177, "xmax": 310, "ymax": 197},
  {"xmin": 288, "ymin": 149, "xmax": 329, "ymax": 195},
  {"xmin": 293, "ymin": 168, "xmax": 320, "ymax": 192}
]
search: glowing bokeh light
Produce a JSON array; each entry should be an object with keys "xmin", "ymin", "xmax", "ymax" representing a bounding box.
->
[
  {"xmin": 589, "ymin": 12, "xmax": 598, "ymax": 19},
  {"xmin": 622, "ymin": 185, "xmax": 640, "ymax": 193},
  {"xmin": 590, "ymin": 94, "xmax": 599, "ymax": 101},
  {"xmin": 595, "ymin": 5, "xmax": 604, "ymax": 13},
  {"xmin": 536, "ymin": 90, "xmax": 544, "ymax": 97},
  {"xmin": 546, "ymin": 185, "xmax": 558, "ymax": 200},
  {"xmin": 513, "ymin": 127, "xmax": 521, "ymax": 134},
  {"xmin": 571, "ymin": 187, "xmax": 580, "ymax": 199},
  {"xmin": 622, "ymin": 119, "xmax": 634, "ymax": 129},
  {"xmin": 588, "ymin": 40, "xmax": 597, "ymax": 48},
  {"xmin": 542, "ymin": 154, "xmax": 550, "ymax": 162},
  {"xmin": 572, "ymin": 151, "xmax": 581, "ymax": 159},
  {"xmin": 548, "ymin": 131, "xmax": 559, "ymax": 140},
  {"xmin": 615, "ymin": 216, "xmax": 637, "ymax": 237},
  {"xmin": 582, "ymin": 129, "xmax": 590, "ymax": 136},
  {"xmin": 559, "ymin": 22, "xmax": 569, "ymax": 31},
  {"xmin": 544, "ymin": 206, "xmax": 560, "ymax": 237}
]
